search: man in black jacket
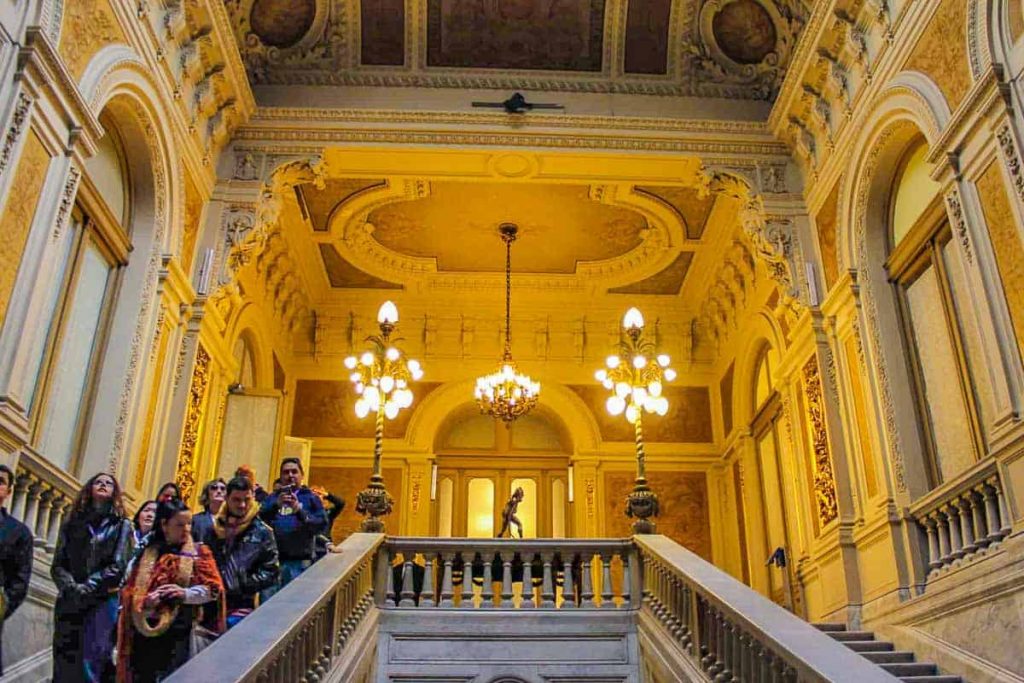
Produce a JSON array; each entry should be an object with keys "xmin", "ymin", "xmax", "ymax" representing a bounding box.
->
[
  {"xmin": 0, "ymin": 464, "xmax": 32, "ymax": 675},
  {"xmin": 201, "ymin": 476, "xmax": 279, "ymax": 628}
]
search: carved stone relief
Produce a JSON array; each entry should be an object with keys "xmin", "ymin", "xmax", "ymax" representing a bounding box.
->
[
  {"xmin": 802, "ymin": 355, "xmax": 839, "ymax": 528},
  {"xmin": 176, "ymin": 344, "xmax": 211, "ymax": 503}
]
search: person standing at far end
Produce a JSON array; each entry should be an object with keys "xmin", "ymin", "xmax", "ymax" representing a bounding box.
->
[
  {"xmin": 259, "ymin": 458, "xmax": 326, "ymax": 595},
  {"xmin": 0, "ymin": 464, "xmax": 33, "ymax": 676}
]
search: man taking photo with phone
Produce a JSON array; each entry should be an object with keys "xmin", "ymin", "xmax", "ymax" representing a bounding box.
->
[{"xmin": 259, "ymin": 458, "xmax": 326, "ymax": 597}]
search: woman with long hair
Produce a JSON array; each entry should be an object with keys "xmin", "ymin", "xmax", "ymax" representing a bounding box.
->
[
  {"xmin": 155, "ymin": 482, "xmax": 181, "ymax": 504},
  {"xmin": 117, "ymin": 498, "xmax": 224, "ymax": 682},
  {"xmin": 51, "ymin": 472, "xmax": 134, "ymax": 682},
  {"xmin": 132, "ymin": 501, "xmax": 157, "ymax": 547},
  {"xmin": 190, "ymin": 479, "xmax": 225, "ymax": 543}
]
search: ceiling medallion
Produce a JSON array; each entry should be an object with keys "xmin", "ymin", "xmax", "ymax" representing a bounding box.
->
[{"xmin": 474, "ymin": 223, "xmax": 541, "ymax": 425}]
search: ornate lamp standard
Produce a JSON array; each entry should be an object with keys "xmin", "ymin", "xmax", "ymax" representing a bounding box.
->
[
  {"xmin": 595, "ymin": 307, "xmax": 676, "ymax": 534},
  {"xmin": 344, "ymin": 301, "xmax": 423, "ymax": 532}
]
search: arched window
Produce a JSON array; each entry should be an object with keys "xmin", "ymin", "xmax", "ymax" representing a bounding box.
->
[
  {"xmin": 33, "ymin": 115, "xmax": 132, "ymax": 472},
  {"xmin": 886, "ymin": 139, "xmax": 982, "ymax": 486}
]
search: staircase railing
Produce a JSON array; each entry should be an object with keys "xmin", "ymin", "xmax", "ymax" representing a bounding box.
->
[
  {"xmin": 635, "ymin": 535, "xmax": 899, "ymax": 683},
  {"xmin": 378, "ymin": 537, "xmax": 637, "ymax": 609},
  {"xmin": 166, "ymin": 532, "xmax": 383, "ymax": 683}
]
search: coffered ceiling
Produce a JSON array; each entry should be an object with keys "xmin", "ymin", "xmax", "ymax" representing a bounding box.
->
[{"xmin": 225, "ymin": 0, "xmax": 809, "ymax": 101}]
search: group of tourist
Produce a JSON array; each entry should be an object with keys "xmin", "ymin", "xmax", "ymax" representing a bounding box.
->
[{"xmin": 0, "ymin": 459, "xmax": 345, "ymax": 682}]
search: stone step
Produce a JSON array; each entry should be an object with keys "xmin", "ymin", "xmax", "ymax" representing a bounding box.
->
[
  {"xmin": 896, "ymin": 677, "xmax": 961, "ymax": 683},
  {"xmin": 811, "ymin": 622, "xmax": 847, "ymax": 632},
  {"xmin": 860, "ymin": 650, "xmax": 917, "ymax": 664},
  {"xmin": 843, "ymin": 640, "xmax": 895, "ymax": 653},
  {"xmin": 880, "ymin": 662, "xmax": 938, "ymax": 677},
  {"xmin": 828, "ymin": 630, "xmax": 876, "ymax": 642}
]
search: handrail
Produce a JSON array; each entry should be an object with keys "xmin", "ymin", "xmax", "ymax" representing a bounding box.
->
[
  {"xmin": 166, "ymin": 532, "xmax": 383, "ymax": 683},
  {"xmin": 635, "ymin": 535, "xmax": 899, "ymax": 683}
]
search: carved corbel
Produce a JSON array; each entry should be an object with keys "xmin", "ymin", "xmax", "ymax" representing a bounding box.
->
[
  {"xmin": 801, "ymin": 85, "xmax": 834, "ymax": 150},
  {"xmin": 741, "ymin": 210, "xmax": 804, "ymax": 303},
  {"xmin": 816, "ymin": 48, "xmax": 852, "ymax": 116},
  {"xmin": 787, "ymin": 116, "xmax": 818, "ymax": 173}
]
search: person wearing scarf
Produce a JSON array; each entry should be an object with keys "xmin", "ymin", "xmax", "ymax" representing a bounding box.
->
[
  {"xmin": 51, "ymin": 472, "xmax": 134, "ymax": 683},
  {"xmin": 116, "ymin": 499, "xmax": 224, "ymax": 683}
]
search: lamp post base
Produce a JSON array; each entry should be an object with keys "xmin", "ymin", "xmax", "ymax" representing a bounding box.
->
[
  {"xmin": 356, "ymin": 474, "xmax": 394, "ymax": 533},
  {"xmin": 625, "ymin": 477, "xmax": 659, "ymax": 535}
]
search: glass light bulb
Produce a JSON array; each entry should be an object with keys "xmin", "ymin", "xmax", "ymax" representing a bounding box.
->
[
  {"xmin": 380, "ymin": 375, "xmax": 395, "ymax": 393},
  {"xmin": 657, "ymin": 354, "xmax": 670, "ymax": 367},
  {"xmin": 625, "ymin": 404, "xmax": 639, "ymax": 424},
  {"xmin": 623, "ymin": 307, "xmax": 645, "ymax": 330},
  {"xmin": 607, "ymin": 395, "xmax": 626, "ymax": 416},
  {"xmin": 349, "ymin": 372, "xmax": 362, "ymax": 383},
  {"xmin": 377, "ymin": 301, "xmax": 399, "ymax": 324},
  {"xmin": 633, "ymin": 387, "xmax": 647, "ymax": 403},
  {"xmin": 664, "ymin": 368, "xmax": 677, "ymax": 382},
  {"xmin": 360, "ymin": 352, "xmax": 373, "ymax": 366},
  {"xmin": 386, "ymin": 347, "xmax": 400, "ymax": 361},
  {"xmin": 602, "ymin": 378, "xmax": 613, "ymax": 390},
  {"xmin": 606, "ymin": 355, "xmax": 621, "ymax": 369},
  {"xmin": 616, "ymin": 382, "xmax": 631, "ymax": 398},
  {"xmin": 408, "ymin": 359, "xmax": 421, "ymax": 373},
  {"xmin": 354, "ymin": 399, "xmax": 370, "ymax": 419},
  {"xmin": 633, "ymin": 355, "xmax": 647, "ymax": 369},
  {"xmin": 344, "ymin": 356, "xmax": 357, "ymax": 369},
  {"xmin": 656, "ymin": 397, "xmax": 669, "ymax": 416},
  {"xmin": 355, "ymin": 383, "xmax": 364, "ymax": 394},
  {"xmin": 364, "ymin": 385, "xmax": 380, "ymax": 405},
  {"xmin": 412, "ymin": 367, "xmax": 424, "ymax": 381},
  {"xmin": 649, "ymin": 381, "xmax": 662, "ymax": 397},
  {"xmin": 396, "ymin": 378, "xmax": 407, "ymax": 388},
  {"xmin": 595, "ymin": 369, "xmax": 608, "ymax": 382},
  {"xmin": 384, "ymin": 401, "xmax": 400, "ymax": 420}
]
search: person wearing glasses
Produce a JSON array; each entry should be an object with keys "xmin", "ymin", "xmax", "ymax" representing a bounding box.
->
[{"xmin": 191, "ymin": 479, "xmax": 226, "ymax": 543}]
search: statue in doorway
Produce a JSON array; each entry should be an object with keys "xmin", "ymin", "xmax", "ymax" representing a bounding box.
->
[{"xmin": 498, "ymin": 487, "xmax": 525, "ymax": 538}]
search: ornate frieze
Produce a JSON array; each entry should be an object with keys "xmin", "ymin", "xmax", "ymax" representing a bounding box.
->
[
  {"xmin": 802, "ymin": 355, "xmax": 839, "ymax": 528},
  {"xmin": 52, "ymin": 166, "xmax": 81, "ymax": 241},
  {"xmin": 176, "ymin": 344, "xmax": 211, "ymax": 504},
  {"xmin": 944, "ymin": 188, "xmax": 973, "ymax": 264},
  {"xmin": 996, "ymin": 124, "xmax": 1024, "ymax": 205},
  {"xmin": 0, "ymin": 94, "xmax": 32, "ymax": 182}
]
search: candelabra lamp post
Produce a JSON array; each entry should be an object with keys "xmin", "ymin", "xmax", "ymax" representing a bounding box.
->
[
  {"xmin": 595, "ymin": 307, "xmax": 676, "ymax": 534},
  {"xmin": 344, "ymin": 301, "xmax": 423, "ymax": 533}
]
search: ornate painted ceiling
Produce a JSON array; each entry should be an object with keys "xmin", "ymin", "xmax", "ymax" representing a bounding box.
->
[{"xmin": 225, "ymin": 0, "xmax": 809, "ymax": 100}]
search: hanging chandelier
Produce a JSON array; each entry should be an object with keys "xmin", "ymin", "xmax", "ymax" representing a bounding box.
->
[{"xmin": 474, "ymin": 223, "xmax": 540, "ymax": 424}]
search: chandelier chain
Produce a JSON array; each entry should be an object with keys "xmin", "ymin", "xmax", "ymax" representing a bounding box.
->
[{"xmin": 504, "ymin": 231, "xmax": 512, "ymax": 359}]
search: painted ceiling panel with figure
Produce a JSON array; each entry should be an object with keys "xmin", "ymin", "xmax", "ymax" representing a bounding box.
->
[
  {"xmin": 366, "ymin": 181, "xmax": 647, "ymax": 273},
  {"xmin": 227, "ymin": 0, "xmax": 808, "ymax": 101}
]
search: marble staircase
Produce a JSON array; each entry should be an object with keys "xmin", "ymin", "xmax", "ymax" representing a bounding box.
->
[{"xmin": 813, "ymin": 623, "xmax": 962, "ymax": 683}]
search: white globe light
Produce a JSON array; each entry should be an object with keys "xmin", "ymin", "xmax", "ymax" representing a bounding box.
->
[
  {"xmin": 411, "ymin": 367, "xmax": 424, "ymax": 381},
  {"xmin": 648, "ymin": 381, "xmax": 663, "ymax": 397},
  {"xmin": 408, "ymin": 359, "xmax": 421, "ymax": 373},
  {"xmin": 602, "ymin": 378, "xmax": 613, "ymax": 390},
  {"xmin": 606, "ymin": 355, "xmax": 621, "ymax": 369},
  {"xmin": 360, "ymin": 352, "xmax": 373, "ymax": 366},
  {"xmin": 615, "ymin": 382, "xmax": 631, "ymax": 398},
  {"xmin": 664, "ymin": 368, "xmax": 677, "ymax": 382},
  {"xmin": 623, "ymin": 307, "xmax": 645, "ymax": 330},
  {"xmin": 349, "ymin": 372, "xmax": 362, "ymax": 383},
  {"xmin": 625, "ymin": 404, "xmax": 639, "ymax": 424},
  {"xmin": 656, "ymin": 397, "xmax": 669, "ymax": 416},
  {"xmin": 354, "ymin": 399, "xmax": 370, "ymax": 419},
  {"xmin": 657, "ymin": 354, "xmax": 670, "ymax": 367},
  {"xmin": 386, "ymin": 347, "xmax": 400, "ymax": 361},
  {"xmin": 633, "ymin": 355, "xmax": 647, "ymax": 369},
  {"xmin": 344, "ymin": 356, "xmax": 357, "ymax": 369},
  {"xmin": 377, "ymin": 300, "xmax": 399, "ymax": 324},
  {"xmin": 364, "ymin": 385, "xmax": 380, "ymax": 406},
  {"xmin": 607, "ymin": 395, "xmax": 626, "ymax": 416},
  {"xmin": 595, "ymin": 369, "xmax": 608, "ymax": 382},
  {"xmin": 632, "ymin": 386, "xmax": 647, "ymax": 403},
  {"xmin": 384, "ymin": 401, "xmax": 400, "ymax": 420},
  {"xmin": 381, "ymin": 376, "xmax": 396, "ymax": 394}
]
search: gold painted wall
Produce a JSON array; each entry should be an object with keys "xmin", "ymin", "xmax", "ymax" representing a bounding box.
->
[
  {"xmin": 292, "ymin": 379, "xmax": 441, "ymax": 439},
  {"xmin": 905, "ymin": 0, "xmax": 972, "ymax": 111},
  {"xmin": 309, "ymin": 465, "xmax": 405, "ymax": 539},
  {"xmin": 58, "ymin": 0, "xmax": 127, "ymax": 81},
  {"xmin": 603, "ymin": 469, "xmax": 712, "ymax": 559},
  {"xmin": 976, "ymin": 161, "xmax": 1024, "ymax": 365},
  {"xmin": 0, "ymin": 130, "xmax": 50, "ymax": 330},
  {"xmin": 815, "ymin": 178, "xmax": 841, "ymax": 292},
  {"xmin": 570, "ymin": 385, "xmax": 713, "ymax": 443}
]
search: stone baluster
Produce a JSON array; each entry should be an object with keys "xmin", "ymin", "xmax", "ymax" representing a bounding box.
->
[
  {"xmin": 480, "ymin": 553, "xmax": 495, "ymax": 608},
  {"xmin": 757, "ymin": 644, "xmax": 771, "ymax": 683},
  {"xmin": 708, "ymin": 608, "xmax": 724, "ymax": 676},
  {"xmin": 560, "ymin": 554, "xmax": 576, "ymax": 608},
  {"xmin": 943, "ymin": 503, "xmax": 964, "ymax": 560},
  {"xmin": 922, "ymin": 516, "xmax": 940, "ymax": 570},
  {"xmin": 956, "ymin": 496, "xmax": 976, "ymax": 554},
  {"xmin": 579, "ymin": 554, "xmax": 596, "ymax": 608},
  {"xmin": 679, "ymin": 582, "xmax": 693, "ymax": 651},
  {"xmin": 500, "ymin": 555, "xmax": 513, "ymax": 607},
  {"xmin": 398, "ymin": 556, "xmax": 416, "ymax": 607},
  {"xmin": 620, "ymin": 552, "xmax": 631, "ymax": 606},
  {"xmin": 653, "ymin": 563, "xmax": 667, "ymax": 620},
  {"xmin": 968, "ymin": 490, "xmax": 988, "ymax": 548},
  {"xmin": 33, "ymin": 487, "xmax": 54, "ymax": 547},
  {"xmin": 931, "ymin": 510, "xmax": 951, "ymax": 565},
  {"xmin": 521, "ymin": 554, "xmax": 536, "ymax": 608},
  {"xmin": 22, "ymin": 481, "xmax": 42, "ymax": 539},
  {"xmin": 420, "ymin": 554, "xmax": 436, "ymax": 608},
  {"xmin": 540, "ymin": 552, "xmax": 556, "ymax": 608},
  {"xmin": 993, "ymin": 478, "xmax": 1011, "ymax": 537},
  {"xmin": 385, "ymin": 553, "xmax": 397, "ymax": 606},
  {"xmin": 47, "ymin": 494, "xmax": 67, "ymax": 551},
  {"xmin": 641, "ymin": 553, "xmax": 654, "ymax": 607},
  {"xmin": 9, "ymin": 474, "xmax": 30, "ymax": 522},
  {"xmin": 979, "ymin": 482, "xmax": 1001, "ymax": 544},
  {"xmin": 718, "ymin": 619, "xmax": 733, "ymax": 682},
  {"xmin": 600, "ymin": 552, "xmax": 615, "ymax": 608},
  {"xmin": 439, "ymin": 553, "xmax": 455, "ymax": 607},
  {"xmin": 668, "ymin": 574, "xmax": 684, "ymax": 640}
]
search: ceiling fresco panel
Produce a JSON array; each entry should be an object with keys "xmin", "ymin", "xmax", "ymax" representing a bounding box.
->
[
  {"xmin": 634, "ymin": 185, "xmax": 716, "ymax": 240},
  {"xmin": 297, "ymin": 179, "xmax": 387, "ymax": 232},
  {"xmin": 425, "ymin": 0, "xmax": 606, "ymax": 71},
  {"xmin": 361, "ymin": 0, "xmax": 406, "ymax": 65},
  {"xmin": 623, "ymin": 0, "xmax": 673, "ymax": 74},
  {"xmin": 607, "ymin": 251, "xmax": 693, "ymax": 295},
  {"xmin": 318, "ymin": 244, "xmax": 404, "ymax": 288}
]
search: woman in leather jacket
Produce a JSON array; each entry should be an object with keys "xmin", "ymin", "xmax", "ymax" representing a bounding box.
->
[{"xmin": 51, "ymin": 473, "xmax": 134, "ymax": 682}]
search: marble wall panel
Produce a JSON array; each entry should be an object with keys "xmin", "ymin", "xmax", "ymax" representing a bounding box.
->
[
  {"xmin": 905, "ymin": 0, "xmax": 971, "ymax": 111},
  {"xmin": 309, "ymin": 464, "xmax": 405, "ymax": 540}
]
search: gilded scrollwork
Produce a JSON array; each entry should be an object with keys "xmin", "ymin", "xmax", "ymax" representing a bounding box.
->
[
  {"xmin": 176, "ymin": 344, "xmax": 211, "ymax": 504},
  {"xmin": 802, "ymin": 355, "xmax": 839, "ymax": 527}
]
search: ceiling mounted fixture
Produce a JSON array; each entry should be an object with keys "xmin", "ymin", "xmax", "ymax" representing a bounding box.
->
[{"xmin": 474, "ymin": 223, "xmax": 541, "ymax": 425}]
